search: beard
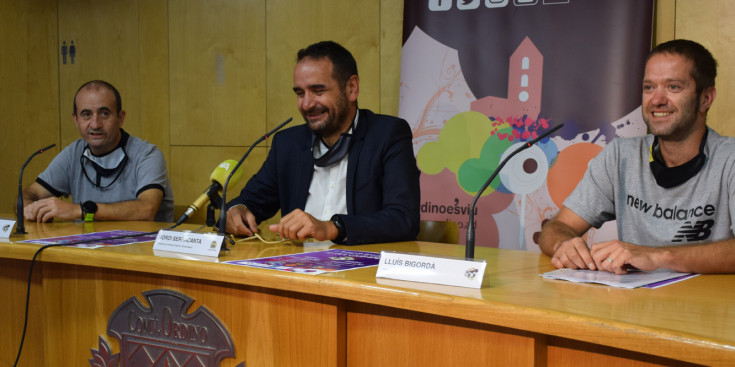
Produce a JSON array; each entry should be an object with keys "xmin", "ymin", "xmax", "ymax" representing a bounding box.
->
[
  {"xmin": 644, "ymin": 92, "xmax": 700, "ymax": 142},
  {"xmin": 303, "ymin": 91, "xmax": 352, "ymax": 138}
]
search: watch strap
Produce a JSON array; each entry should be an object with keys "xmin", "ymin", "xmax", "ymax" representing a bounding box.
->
[
  {"xmin": 330, "ymin": 214, "xmax": 346, "ymax": 243},
  {"xmin": 82, "ymin": 201, "xmax": 97, "ymax": 222}
]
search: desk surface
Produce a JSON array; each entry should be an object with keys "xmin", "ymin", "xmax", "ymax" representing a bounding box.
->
[{"xmin": 2, "ymin": 220, "xmax": 734, "ymax": 366}]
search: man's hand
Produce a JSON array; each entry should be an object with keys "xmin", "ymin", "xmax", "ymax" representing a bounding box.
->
[
  {"xmin": 539, "ymin": 206, "xmax": 596, "ymax": 269},
  {"xmin": 24, "ymin": 197, "xmax": 81, "ymax": 222},
  {"xmin": 269, "ymin": 209, "xmax": 337, "ymax": 241},
  {"xmin": 591, "ymin": 240, "xmax": 662, "ymax": 274},
  {"xmin": 225, "ymin": 205, "xmax": 259, "ymax": 236},
  {"xmin": 549, "ymin": 237, "xmax": 598, "ymax": 270}
]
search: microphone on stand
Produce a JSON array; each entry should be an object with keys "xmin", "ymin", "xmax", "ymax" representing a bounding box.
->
[
  {"xmin": 217, "ymin": 117, "xmax": 293, "ymax": 237},
  {"xmin": 174, "ymin": 159, "xmax": 245, "ymax": 226},
  {"xmin": 465, "ymin": 124, "xmax": 564, "ymax": 258},
  {"xmin": 16, "ymin": 144, "xmax": 56, "ymax": 234}
]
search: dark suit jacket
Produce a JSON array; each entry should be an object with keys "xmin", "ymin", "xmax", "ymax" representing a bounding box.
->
[{"xmin": 228, "ymin": 109, "xmax": 420, "ymax": 245}]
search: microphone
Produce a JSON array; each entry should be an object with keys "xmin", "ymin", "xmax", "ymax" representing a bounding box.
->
[
  {"xmin": 16, "ymin": 144, "xmax": 56, "ymax": 234},
  {"xmin": 175, "ymin": 160, "xmax": 245, "ymax": 226},
  {"xmin": 217, "ymin": 117, "xmax": 293, "ymax": 236},
  {"xmin": 465, "ymin": 123, "xmax": 564, "ymax": 258}
]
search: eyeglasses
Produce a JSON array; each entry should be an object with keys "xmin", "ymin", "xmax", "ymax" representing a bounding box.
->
[{"xmin": 236, "ymin": 232, "xmax": 288, "ymax": 244}]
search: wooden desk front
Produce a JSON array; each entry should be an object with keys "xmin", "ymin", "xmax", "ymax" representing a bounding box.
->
[{"xmin": 1, "ymin": 220, "xmax": 733, "ymax": 366}]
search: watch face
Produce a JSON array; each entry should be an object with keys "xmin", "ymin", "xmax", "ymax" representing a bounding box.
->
[{"xmin": 83, "ymin": 201, "xmax": 98, "ymax": 213}]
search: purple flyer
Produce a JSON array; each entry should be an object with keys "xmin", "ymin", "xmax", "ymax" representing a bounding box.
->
[
  {"xmin": 224, "ymin": 249, "xmax": 381, "ymax": 274},
  {"xmin": 21, "ymin": 230, "xmax": 158, "ymax": 249}
]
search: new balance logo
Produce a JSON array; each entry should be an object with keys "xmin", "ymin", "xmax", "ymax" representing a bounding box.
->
[{"xmin": 671, "ymin": 220, "xmax": 714, "ymax": 243}]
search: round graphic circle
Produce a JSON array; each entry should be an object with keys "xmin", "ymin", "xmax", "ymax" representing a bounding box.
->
[{"xmin": 498, "ymin": 143, "xmax": 549, "ymax": 195}]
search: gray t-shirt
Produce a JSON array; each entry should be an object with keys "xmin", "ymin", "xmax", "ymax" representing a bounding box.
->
[
  {"xmin": 564, "ymin": 127, "xmax": 735, "ymax": 246},
  {"xmin": 37, "ymin": 132, "xmax": 174, "ymax": 222}
]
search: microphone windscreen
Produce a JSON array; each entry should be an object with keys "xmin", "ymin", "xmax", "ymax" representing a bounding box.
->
[{"xmin": 210, "ymin": 159, "xmax": 244, "ymax": 190}]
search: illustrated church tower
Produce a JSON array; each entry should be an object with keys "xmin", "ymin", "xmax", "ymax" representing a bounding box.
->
[{"xmin": 471, "ymin": 37, "xmax": 543, "ymax": 121}]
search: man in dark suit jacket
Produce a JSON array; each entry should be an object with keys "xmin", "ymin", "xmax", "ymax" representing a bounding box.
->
[{"xmin": 225, "ymin": 41, "xmax": 420, "ymax": 245}]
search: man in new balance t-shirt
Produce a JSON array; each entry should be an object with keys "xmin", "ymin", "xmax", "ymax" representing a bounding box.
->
[{"xmin": 539, "ymin": 40, "xmax": 735, "ymax": 274}]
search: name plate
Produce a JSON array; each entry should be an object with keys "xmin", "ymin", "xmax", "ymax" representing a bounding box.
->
[
  {"xmin": 376, "ymin": 251, "xmax": 486, "ymax": 289},
  {"xmin": 153, "ymin": 230, "xmax": 225, "ymax": 257},
  {"xmin": 0, "ymin": 218, "xmax": 15, "ymax": 238},
  {"xmin": 0, "ymin": 219, "xmax": 15, "ymax": 238}
]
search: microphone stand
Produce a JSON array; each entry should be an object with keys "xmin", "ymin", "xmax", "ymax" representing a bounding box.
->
[
  {"xmin": 217, "ymin": 117, "xmax": 293, "ymax": 238},
  {"xmin": 16, "ymin": 144, "xmax": 56, "ymax": 235},
  {"xmin": 465, "ymin": 124, "xmax": 563, "ymax": 258},
  {"xmin": 206, "ymin": 190, "xmax": 222, "ymax": 227}
]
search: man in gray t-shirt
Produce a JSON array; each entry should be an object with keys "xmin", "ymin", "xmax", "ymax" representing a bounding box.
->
[
  {"xmin": 22, "ymin": 80, "xmax": 173, "ymax": 222},
  {"xmin": 539, "ymin": 40, "xmax": 735, "ymax": 274}
]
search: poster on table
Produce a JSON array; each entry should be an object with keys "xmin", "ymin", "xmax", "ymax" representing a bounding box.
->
[{"xmin": 401, "ymin": 0, "xmax": 653, "ymax": 251}]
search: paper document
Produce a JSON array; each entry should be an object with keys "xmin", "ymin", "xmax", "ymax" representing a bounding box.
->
[
  {"xmin": 224, "ymin": 249, "xmax": 381, "ymax": 274},
  {"xmin": 541, "ymin": 268, "xmax": 698, "ymax": 289},
  {"xmin": 20, "ymin": 230, "xmax": 158, "ymax": 249}
]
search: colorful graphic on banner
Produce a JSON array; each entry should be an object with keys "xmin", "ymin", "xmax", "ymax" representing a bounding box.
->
[{"xmin": 400, "ymin": 0, "xmax": 653, "ymax": 251}]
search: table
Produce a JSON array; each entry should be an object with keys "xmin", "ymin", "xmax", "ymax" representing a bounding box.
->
[{"xmin": 1, "ymin": 220, "xmax": 733, "ymax": 366}]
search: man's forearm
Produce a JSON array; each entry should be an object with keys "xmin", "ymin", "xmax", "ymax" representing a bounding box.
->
[
  {"xmin": 657, "ymin": 240, "xmax": 735, "ymax": 274},
  {"xmin": 93, "ymin": 190, "xmax": 163, "ymax": 221},
  {"xmin": 93, "ymin": 201, "xmax": 156, "ymax": 221},
  {"xmin": 538, "ymin": 220, "xmax": 580, "ymax": 256}
]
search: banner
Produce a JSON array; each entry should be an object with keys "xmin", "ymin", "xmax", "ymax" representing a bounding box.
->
[{"xmin": 400, "ymin": 0, "xmax": 654, "ymax": 251}]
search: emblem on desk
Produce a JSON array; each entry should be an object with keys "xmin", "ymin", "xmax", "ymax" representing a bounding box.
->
[
  {"xmin": 90, "ymin": 289, "xmax": 244, "ymax": 367},
  {"xmin": 465, "ymin": 268, "xmax": 479, "ymax": 280}
]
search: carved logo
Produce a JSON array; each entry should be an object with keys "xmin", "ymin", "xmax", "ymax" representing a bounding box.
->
[{"xmin": 90, "ymin": 289, "xmax": 243, "ymax": 367}]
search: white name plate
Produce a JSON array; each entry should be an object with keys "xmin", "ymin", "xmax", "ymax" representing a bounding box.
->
[
  {"xmin": 153, "ymin": 230, "xmax": 225, "ymax": 257},
  {"xmin": 376, "ymin": 251, "xmax": 486, "ymax": 289},
  {"xmin": 0, "ymin": 219, "xmax": 16, "ymax": 238}
]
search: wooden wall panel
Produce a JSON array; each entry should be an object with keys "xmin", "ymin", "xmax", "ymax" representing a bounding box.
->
[
  {"xmin": 547, "ymin": 338, "xmax": 702, "ymax": 367},
  {"xmin": 170, "ymin": 146, "xmax": 267, "ymax": 224},
  {"xmin": 139, "ymin": 0, "xmax": 171, "ymax": 165},
  {"xmin": 0, "ymin": 0, "xmax": 58, "ymax": 214},
  {"xmin": 380, "ymin": 0, "xmax": 404, "ymax": 116},
  {"xmin": 346, "ymin": 303, "xmax": 538, "ymax": 366},
  {"xmin": 676, "ymin": 0, "xmax": 735, "ymax": 138},
  {"xmin": 41, "ymin": 263, "xmax": 343, "ymax": 366},
  {"xmin": 265, "ymin": 0, "xmax": 382, "ymax": 133},
  {"xmin": 57, "ymin": 0, "xmax": 142, "ymax": 147},
  {"xmin": 169, "ymin": 0, "xmax": 267, "ymax": 147},
  {"xmin": 654, "ymin": 0, "xmax": 675, "ymax": 44},
  {"xmin": 0, "ymin": 259, "xmax": 45, "ymax": 366}
]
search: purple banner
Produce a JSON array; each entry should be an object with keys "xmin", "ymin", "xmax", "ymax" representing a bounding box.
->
[{"xmin": 400, "ymin": 0, "xmax": 653, "ymax": 251}]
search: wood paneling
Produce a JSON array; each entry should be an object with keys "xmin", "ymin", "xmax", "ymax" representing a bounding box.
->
[
  {"xmin": 0, "ymin": 0, "xmax": 59, "ymax": 214},
  {"xmin": 169, "ymin": 145, "xmax": 266, "ymax": 224},
  {"xmin": 380, "ymin": 0, "xmax": 404, "ymax": 116},
  {"xmin": 2, "ymin": 220, "xmax": 734, "ymax": 366},
  {"xmin": 57, "ymin": 0, "xmax": 142, "ymax": 146},
  {"xmin": 265, "ymin": 0, "xmax": 382, "ymax": 132},
  {"xmin": 169, "ymin": 0, "xmax": 267, "ymax": 147},
  {"xmin": 547, "ymin": 338, "xmax": 703, "ymax": 367},
  {"xmin": 654, "ymin": 0, "xmax": 676, "ymax": 44},
  {"xmin": 676, "ymin": 0, "xmax": 735, "ymax": 138},
  {"xmin": 346, "ymin": 303, "xmax": 539, "ymax": 366},
  {"xmin": 139, "ymin": 0, "xmax": 171, "ymax": 164},
  {"xmin": 41, "ymin": 263, "xmax": 344, "ymax": 366},
  {"xmin": 0, "ymin": 259, "xmax": 44, "ymax": 366}
]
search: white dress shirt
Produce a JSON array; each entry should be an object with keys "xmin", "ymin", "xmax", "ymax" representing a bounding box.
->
[{"xmin": 304, "ymin": 114, "xmax": 359, "ymax": 220}]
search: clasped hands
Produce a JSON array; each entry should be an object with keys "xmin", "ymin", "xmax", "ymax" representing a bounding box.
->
[
  {"xmin": 226, "ymin": 206, "xmax": 337, "ymax": 242},
  {"xmin": 550, "ymin": 237, "xmax": 660, "ymax": 274}
]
